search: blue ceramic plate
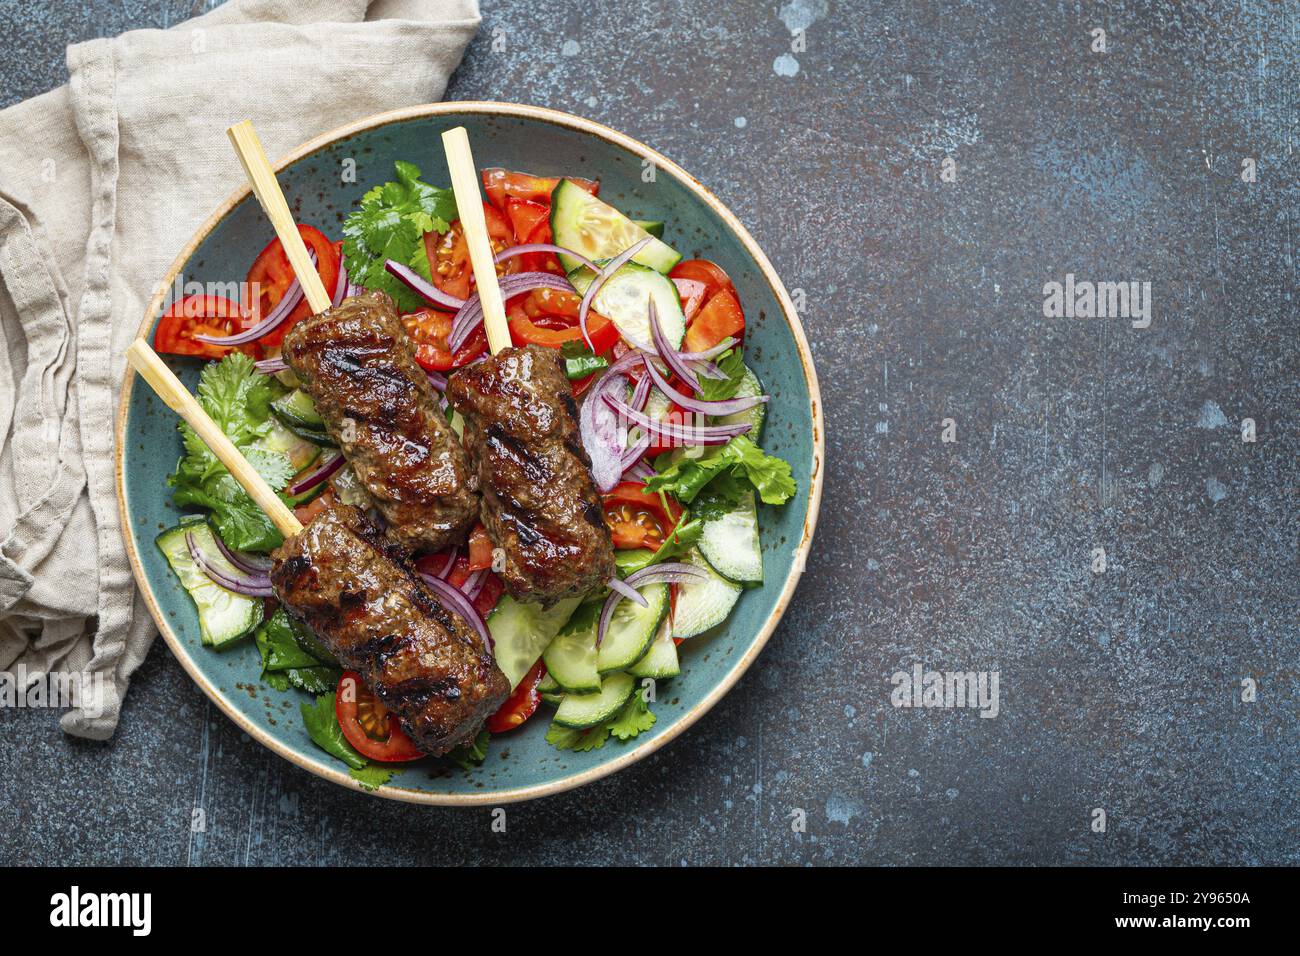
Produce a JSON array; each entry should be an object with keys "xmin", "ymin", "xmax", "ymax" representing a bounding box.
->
[{"xmin": 116, "ymin": 104, "xmax": 823, "ymax": 804}]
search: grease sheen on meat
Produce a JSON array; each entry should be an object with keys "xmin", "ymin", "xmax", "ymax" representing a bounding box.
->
[
  {"xmin": 448, "ymin": 344, "xmax": 615, "ymax": 606},
  {"xmin": 281, "ymin": 290, "xmax": 478, "ymax": 553},
  {"xmin": 271, "ymin": 503, "xmax": 508, "ymax": 756}
]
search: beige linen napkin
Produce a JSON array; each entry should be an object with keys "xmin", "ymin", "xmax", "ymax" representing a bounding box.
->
[{"xmin": 0, "ymin": 0, "xmax": 480, "ymax": 739}]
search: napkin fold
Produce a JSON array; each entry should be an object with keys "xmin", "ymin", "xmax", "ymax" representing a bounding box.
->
[{"xmin": 0, "ymin": 0, "xmax": 481, "ymax": 738}]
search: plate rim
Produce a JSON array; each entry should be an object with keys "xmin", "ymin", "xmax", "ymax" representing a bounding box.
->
[{"xmin": 114, "ymin": 101, "xmax": 825, "ymax": 805}]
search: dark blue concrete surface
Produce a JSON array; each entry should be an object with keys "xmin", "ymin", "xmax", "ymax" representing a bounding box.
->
[{"xmin": 0, "ymin": 0, "xmax": 1296, "ymax": 865}]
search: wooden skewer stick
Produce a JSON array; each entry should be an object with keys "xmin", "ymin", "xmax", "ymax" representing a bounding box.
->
[
  {"xmin": 227, "ymin": 120, "xmax": 333, "ymax": 315},
  {"xmin": 442, "ymin": 126, "xmax": 511, "ymax": 356},
  {"xmin": 126, "ymin": 339, "xmax": 303, "ymax": 538}
]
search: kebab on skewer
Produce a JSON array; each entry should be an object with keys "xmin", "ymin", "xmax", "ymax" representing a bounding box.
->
[
  {"xmin": 224, "ymin": 121, "xmax": 479, "ymax": 554},
  {"xmin": 126, "ymin": 340, "xmax": 507, "ymax": 756}
]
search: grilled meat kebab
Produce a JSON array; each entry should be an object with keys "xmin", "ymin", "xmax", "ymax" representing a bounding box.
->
[
  {"xmin": 281, "ymin": 290, "xmax": 479, "ymax": 553},
  {"xmin": 448, "ymin": 344, "xmax": 616, "ymax": 607},
  {"xmin": 271, "ymin": 501, "xmax": 508, "ymax": 756}
]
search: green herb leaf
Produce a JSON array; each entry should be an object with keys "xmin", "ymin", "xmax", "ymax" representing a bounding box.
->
[
  {"xmin": 647, "ymin": 436, "xmax": 796, "ymax": 506},
  {"xmin": 694, "ymin": 348, "xmax": 746, "ymax": 402},
  {"xmin": 299, "ymin": 693, "xmax": 367, "ymax": 770},
  {"xmin": 446, "ymin": 729, "xmax": 491, "ymax": 770},
  {"xmin": 545, "ymin": 721, "xmax": 610, "ymax": 752},
  {"xmin": 342, "ymin": 161, "xmax": 457, "ymax": 312},
  {"xmin": 350, "ymin": 763, "xmax": 402, "ymax": 791},
  {"xmin": 608, "ymin": 689, "xmax": 656, "ymax": 741}
]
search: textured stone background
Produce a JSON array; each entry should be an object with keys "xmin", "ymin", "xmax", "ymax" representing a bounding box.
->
[{"xmin": 1, "ymin": 0, "xmax": 1296, "ymax": 865}]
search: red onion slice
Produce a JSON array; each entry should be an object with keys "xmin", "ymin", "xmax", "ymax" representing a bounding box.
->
[
  {"xmin": 679, "ymin": 337, "xmax": 737, "ymax": 361},
  {"xmin": 608, "ymin": 576, "xmax": 649, "ymax": 608},
  {"xmin": 648, "ymin": 300, "xmax": 702, "ymax": 391},
  {"xmin": 597, "ymin": 562, "xmax": 709, "ymax": 647},
  {"xmin": 448, "ymin": 272, "xmax": 576, "ymax": 352},
  {"xmin": 578, "ymin": 237, "xmax": 652, "ymax": 352},
  {"xmin": 625, "ymin": 460, "xmax": 655, "ymax": 482},
  {"xmin": 461, "ymin": 568, "xmax": 486, "ymax": 600},
  {"xmin": 331, "ymin": 258, "xmax": 350, "ymax": 308},
  {"xmin": 436, "ymin": 545, "xmax": 459, "ymax": 580},
  {"xmin": 494, "ymin": 243, "xmax": 600, "ymax": 273},
  {"xmin": 254, "ymin": 357, "xmax": 288, "ymax": 375},
  {"xmin": 186, "ymin": 531, "xmax": 275, "ymax": 597},
  {"xmin": 385, "ymin": 259, "xmax": 468, "ymax": 311},
  {"xmin": 417, "ymin": 571, "xmax": 493, "ymax": 651},
  {"xmin": 641, "ymin": 352, "xmax": 768, "ymax": 417},
  {"xmin": 601, "ymin": 392, "xmax": 751, "ymax": 447},
  {"xmin": 213, "ymin": 532, "xmax": 273, "ymax": 574},
  {"xmin": 286, "ymin": 452, "xmax": 344, "ymax": 497},
  {"xmin": 580, "ymin": 372, "xmax": 628, "ymax": 492},
  {"xmin": 195, "ymin": 250, "xmax": 316, "ymax": 346},
  {"xmin": 425, "ymin": 369, "xmax": 448, "ymax": 391}
]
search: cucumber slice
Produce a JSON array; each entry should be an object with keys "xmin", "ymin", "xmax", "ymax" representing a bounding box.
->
[
  {"xmin": 698, "ymin": 490, "xmax": 763, "ymax": 584},
  {"xmin": 155, "ymin": 519, "xmax": 263, "ymax": 649},
  {"xmin": 633, "ymin": 219, "xmax": 665, "ymax": 239},
  {"xmin": 553, "ymin": 672, "xmax": 635, "ymax": 729},
  {"xmin": 671, "ymin": 549, "xmax": 742, "ymax": 639},
  {"xmin": 629, "ymin": 616, "xmax": 680, "ymax": 679},
  {"xmin": 271, "ymin": 388, "xmax": 324, "ymax": 430},
  {"xmin": 256, "ymin": 419, "xmax": 322, "ymax": 473},
  {"xmin": 543, "ymin": 602, "xmax": 601, "ymax": 693},
  {"xmin": 597, "ymin": 583, "xmax": 668, "ymax": 674},
  {"xmin": 538, "ymin": 671, "xmax": 560, "ymax": 694},
  {"xmin": 550, "ymin": 179, "xmax": 680, "ymax": 275},
  {"xmin": 488, "ymin": 595, "xmax": 580, "ymax": 689},
  {"xmin": 569, "ymin": 262, "xmax": 686, "ymax": 349},
  {"xmin": 541, "ymin": 690, "xmax": 566, "ymax": 706},
  {"xmin": 715, "ymin": 365, "xmax": 766, "ymax": 444}
]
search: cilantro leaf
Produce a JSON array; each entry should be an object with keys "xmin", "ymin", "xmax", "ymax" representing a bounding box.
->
[
  {"xmin": 694, "ymin": 348, "xmax": 747, "ymax": 402},
  {"xmin": 300, "ymin": 693, "xmax": 366, "ymax": 770},
  {"xmin": 168, "ymin": 353, "xmax": 294, "ymax": 552},
  {"xmin": 446, "ymin": 729, "xmax": 491, "ymax": 769},
  {"xmin": 545, "ymin": 721, "xmax": 610, "ymax": 752},
  {"xmin": 342, "ymin": 161, "xmax": 457, "ymax": 312},
  {"xmin": 608, "ymin": 689, "xmax": 656, "ymax": 740},
  {"xmin": 647, "ymin": 436, "xmax": 796, "ymax": 506},
  {"xmin": 255, "ymin": 608, "xmax": 340, "ymax": 694},
  {"xmin": 350, "ymin": 764, "xmax": 402, "ymax": 791}
]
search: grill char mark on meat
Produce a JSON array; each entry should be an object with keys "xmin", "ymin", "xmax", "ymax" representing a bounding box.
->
[
  {"xmin": 280, "ymin": 290, "xmax": 479, "ymax": 553},
  {"xmin": 270, "ymin": 503, "xmax": 508, "ymax": 757},
  {"xmin": 447, "ymin": 344, "xmax": 616, "ymax": 606}
]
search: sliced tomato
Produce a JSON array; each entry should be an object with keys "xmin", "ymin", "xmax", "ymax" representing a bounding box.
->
[
  {"xmin": 402, "ymin": 308, "xmax": 488, "ymax": 371},
  {"xmin": 473, "ymin": 572, "xmax": 505, "ymax": 618},
  {"xmin": 672, "ymin": 277, "xmax": 708, "ymax": 322},
  {"xmin": 684, "ymin": 288, "xmax": 745, "ymax": 353},
  {"xmin": 670, "ymin": 259, "xmax": 736, "ymax": 304},
  {"xmin": 467, "ymin": 523, "xmax": 494, "ymax": 571},
  {"xmin": 336, "ymin": 671, "xmax": 423, "ymax": 762},
  {"xmin": 602, "ymin": 481, "xmax": 683, "ymax": 550},
  {"xmin": 293, "ymin": 488, "xmax": 335, "ymax": 527},
  {"xmin": 425, "ymin": 204, "xmax": 518, "ymax": 301},
  {"xmin": 481, "ymin": 168, "xmax": 598, "ymax": 210},
  {"xmin": 504, "ymin": 199, "xmax": 550, "ymax": 247},
  {"xmin": 508, "ymin": 286, "xmax": 622, "ymax": 353},
  {"xmin": 153, "ymin": 294, "xmax": 259, "ymax": 360},
  {"xmin": 245, "ymin": 225, "xmax": 340, "ymax": 347},
  {"xmin": 486, "ymin": 658, "xmax": 545, "ymax": 733}
]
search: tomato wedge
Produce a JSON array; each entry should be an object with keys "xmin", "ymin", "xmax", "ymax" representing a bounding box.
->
[
  {"xmin": 670, "ymin": 259, "xmax": 736, "ymax": 304},
  {"xmin": 684, "ymin": 288, "xmax": 745, "ymax": 353},
  {"xmin": 402, "ymin": 308, "xmax": 488, "ymax": 371},
  {"xmin": 245, "ymin": 225, "xmax": 340, "ymax": 347},
  {"xmin": 426, "ymin": 204, "xmax": 518, "ymax": 301},
  {"xmin": 481, "ymin": 168, "xmax": 598, "ymax": 210},
  {"xmin": 153, "ymin": 294, "xmax": 259, "ymax": 359},
  {"xmin": 467, "ymin": 523, "xmax": 494, "ymax": 571},
  {"xmin": 507, "ymin": 287, "xmax": 622, "ymax": 353},
  {"xmin": 293, "ymin": 488, "xmax": 335, "ymax": 527},
  {"xmin": 486, "ymin": 658, "xmax": 546, "ymax": 733},
  {"xmin": 602, "ymin": 482, "xmax": 683, "ymax": 550},
  {"xmin": 335, "ymin": 671, "xmax": 423, "ymax": 762}
]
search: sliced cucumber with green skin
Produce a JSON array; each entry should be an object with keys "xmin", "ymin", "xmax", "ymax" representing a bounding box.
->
[
  {"xmin": 488, "ymin": 595, "xmax": 580, "ymax": 689},
  {"xmin": 671, "ymin": 549, "xmax": 742, "ymax": 640},
  {"xmin": 553, "ymin": 671, "xmax": 636, "ymax": 729},
  {"xmin": 629, "ymin": 616, "xmax": 680, "ymax": 680},
  {"xmin": 569, "ymin": 262, "xmax": 686, "ymax": 349},
  {"xmin": 550, "ymin": 179, "xmax": 681, "ymax": 275},
  {"xmin": 541, "ymin": 690, "xmax": 566, "ymax": 706},
  {"xmin": 597, "ymin": 582, "xmax": 668, "ymax": 674},
  {"xmin": 633, "ymin": 219, "xmax": 665, "ymax": 239},
  {"xmin": 256, "ymin": 419, "xmax": 322, "ymax": 473},
  {"xmin": 271, "ymin": 388, "xmax": 324, "ymax": 430},
  {"xmin": 543, "ymin": 602, "xmax": 601, "ymax": 693},
  {"xmin": 698, "ymin": 489, "xmax": 763, "ymax": 584},
  {"xmin": 714, "ymin": 365, "xmax": 766, "ymax": 444},
  {"xmin": 156, "ymin": 519, "xmax": 263, "ymax": 649},
  {"xmin": 538, "ymin": 671, "xmax": 560, "ymax": 694}
]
